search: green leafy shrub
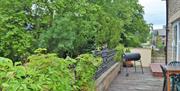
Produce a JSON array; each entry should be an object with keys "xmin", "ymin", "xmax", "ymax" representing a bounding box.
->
[
  {"xmin": 34, "ymin": 48, "xmax": 47, "ymax": 54},
  {"xmin": 0, "ymin": 57, "xmax": 13, "ymax": 88},
  {"xmin": 74, "ymin": 54, "xmax": 101, "ymax": 91},
  {"xmin": 0, "ymin": 28, "xmax": 33, "ymax": 62},
  {"xmin": 65, "ymin": 54, "xmax": 102, "ymax": 91},
  {"xmin": 125, "ymin": 48, "xmax": 131, "ymax": 53},
  {"xmin": 156, "ymin": 36, "xmax": 165, "ymax": 51},
  {"xmin": 114, "ymin": 44, "xmax": 124, "ymax": 61},
  {"xmin": 26, "ymin": 54, "xmax": 74, "ymax": 91},
  {"xmin": 0, "ymin": 53, "xmax": 102, "ymax": 91},
  {"xmin": 0, "ymin": 54, "xmax": 73, "ymax": 91},
  {"xmin": 0, "ymin": 57, "xmax": 28, "ymax": 91}
]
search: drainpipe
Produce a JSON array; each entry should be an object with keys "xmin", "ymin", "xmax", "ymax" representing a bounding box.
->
[{"xmin": 165, "ymin": 0, "xmax": 169, "ymax": 65}]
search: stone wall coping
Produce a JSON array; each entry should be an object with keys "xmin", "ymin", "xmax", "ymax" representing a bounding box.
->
[
  {"xmin": 95, "ymin": 62, "xmax": 120, "ymax": 86},
  {"xmin": 129, "ymin": 48, "xmax": 152, "ymax": 50}
]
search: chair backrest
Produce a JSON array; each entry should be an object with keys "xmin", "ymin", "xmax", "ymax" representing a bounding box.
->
[
  {"xmin": 160, "ymin": 65, "xmax": 167, "ymax": 78},
  {"xmin": 168, "ymin": 61, "xmax": 180, "ymax": 66}
]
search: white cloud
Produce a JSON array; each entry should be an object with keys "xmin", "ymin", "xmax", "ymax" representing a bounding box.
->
[{"xmin": 139, "ymin": 0, "xmax": 166, "ymax": 29}]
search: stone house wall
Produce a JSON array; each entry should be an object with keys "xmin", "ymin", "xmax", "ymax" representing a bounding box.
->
[{"xmin": 167, "ymin": 0, "xmax": 180, "ymax": 62}]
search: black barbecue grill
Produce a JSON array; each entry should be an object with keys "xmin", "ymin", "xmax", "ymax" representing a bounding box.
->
[{"xmin": 123, "ymin": 53, "xmax": 144, "ymax": 76}]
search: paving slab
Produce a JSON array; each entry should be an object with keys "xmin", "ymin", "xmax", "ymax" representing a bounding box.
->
[{"xmin": 108, "ymin": 67, "xmax": 163, "ymax": 91}]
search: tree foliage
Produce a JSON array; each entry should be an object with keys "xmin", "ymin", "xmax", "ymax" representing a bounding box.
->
[
  {"xmin": 118, "ymin": 0, "xmax": 150, "ymax": 47},
  {"xmin": 0, "ymin": 0, "xmax": 34, "ymax": 62},
  {"xmin": 0, "ymin": 0, "xmax": 149, "ymax": 59},
  {"xmin": 39, "ymin": 0, "xmax": 150, "ymax": 57}
]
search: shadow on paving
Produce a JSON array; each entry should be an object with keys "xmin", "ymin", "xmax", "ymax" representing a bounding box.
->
[{"xmin": 108, "ymin": 67, "xmax": 163, "ymax": 91}]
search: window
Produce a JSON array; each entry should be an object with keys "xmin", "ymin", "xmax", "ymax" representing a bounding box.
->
[{"xmin": 172, "ymin": 21, "xmax": 180, "ymax": 61}]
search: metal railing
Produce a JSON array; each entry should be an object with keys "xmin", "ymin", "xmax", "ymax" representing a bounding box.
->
[{"xmin": 93, "ymin": 48, "xmax": 116, "ymax": 79}]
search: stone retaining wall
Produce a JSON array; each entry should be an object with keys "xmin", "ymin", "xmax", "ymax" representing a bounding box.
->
[
  {"xmin": 152, "ymin": 56, "xmax": 165, "ymax": 63},
  {"xmin": 95, "ymin": 62, "xmax": 121, "ymax": 91}
]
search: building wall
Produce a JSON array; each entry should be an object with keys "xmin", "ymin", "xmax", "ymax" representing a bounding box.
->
[
  {"xmin": 167, "ymin": 0, "xmax": 180, "ymax": 62},
  {"xmin": 130, "ymin": 48, "xmax": 152, "ymax": 67},
  {"xmin": 167, "ymin": 26, "xmax": 174, "ymax": 62},
  {"xmin": 168, "ymin": 0, "xmax": 180, "ymax": 19}
]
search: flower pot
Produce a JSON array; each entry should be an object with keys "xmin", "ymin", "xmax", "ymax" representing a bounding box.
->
[{"xmin": 123, "ymin": 61, "xmax": 133, "ymax": 67}]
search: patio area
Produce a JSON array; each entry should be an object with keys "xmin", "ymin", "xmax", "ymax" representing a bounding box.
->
[{"xmin": 108, "ymin": 67, "xmax": 163, "ymax": 91}]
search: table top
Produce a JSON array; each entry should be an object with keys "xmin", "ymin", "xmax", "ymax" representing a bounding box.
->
[
  {"xmin": 164, "ymin": 65, "xmax": 180, "ymax": 91},
  {"xmin": 165, "ymin": 65, "xmax": 180, "ymax": 72}
]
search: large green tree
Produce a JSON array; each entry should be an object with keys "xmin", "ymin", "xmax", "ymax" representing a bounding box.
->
[
  {"xmin": 119, "ymin": 0, "xmax": 150, "ymax": 47},
  {"xmin": 0, "ymin": 0, "xmax": 59, "ymax": 61},
  {"xmin": 0, "ymin": 0, "xmax": 150, "ymax": 59},
  {"xmin": 0, "ymin": 0, "xmax": 34, "ymax": 62},
  {"xmin": 91, "ymin": 0, "xmax": 150, "ymax": 47},
  {"xmin": 38, "ymin": 0, "xmax": 99, "ymax": 57}
]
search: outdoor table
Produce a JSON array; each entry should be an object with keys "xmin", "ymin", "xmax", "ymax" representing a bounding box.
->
[{"xmin": 165, "ymin": 65, "xmax": 180, "ymax": 91}]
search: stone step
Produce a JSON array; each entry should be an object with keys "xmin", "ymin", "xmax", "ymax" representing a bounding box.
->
[{"xmin": 150, "ymin": 63, "xmax": 165, "ymax": 77}]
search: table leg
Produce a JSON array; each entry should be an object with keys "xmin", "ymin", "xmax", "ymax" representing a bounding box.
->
[{"xmin": 166, "ymin": 72, "xmax": 171, "ymax": 91}]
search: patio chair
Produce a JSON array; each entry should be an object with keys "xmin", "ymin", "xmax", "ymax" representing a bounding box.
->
[
  {"xmin": 168, "ymin": 61, "xmax": 180, "ymax": 91},
  {"xmin": 168, "ymin": 61, "xmax": 180, "ymax": 66},
  {"xmin": 160, "ymin": 65, "xmax": 176, "ymax": 91},
  {"xmin": 160, "ymin": 65, "xmax": 167, "ymax": 91},
  {"xmin": 175, "ymin": 75, "xmax": 180, "ymax": 91}
]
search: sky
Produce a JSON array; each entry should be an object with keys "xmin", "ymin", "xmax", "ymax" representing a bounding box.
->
[{"xmin": 139, "ymin": 0, "xmax": 166, "ymax": 29}]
